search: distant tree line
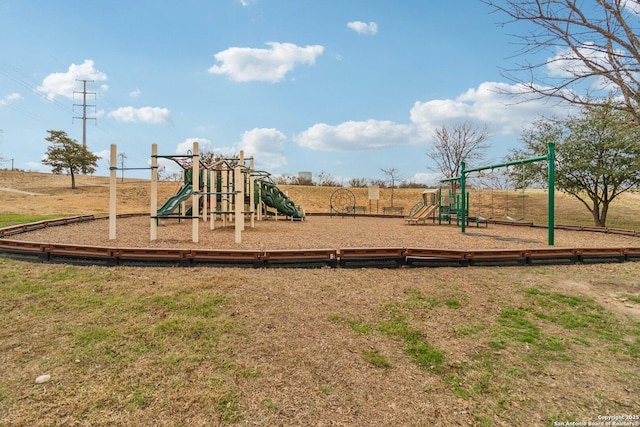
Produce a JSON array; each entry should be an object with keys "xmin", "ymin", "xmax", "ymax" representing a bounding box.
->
[{"xmin": 274, "ymin": 172, "xmax": 424, "ymax": 189}]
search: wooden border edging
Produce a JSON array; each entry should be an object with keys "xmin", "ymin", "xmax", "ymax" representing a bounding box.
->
[
  {"xmin": 339, "ymin": 247, "xmax": 406, "ymax": 268},
  {"xmin": 4, "ymin": 240, "xmax": 640, "ymax": 269},
  {"xmin": 404, "ymin": 248, "xmax": 469, "ymax": 267},
  {"xmin": 261, "ymin": 249, "xmax": 337, "ymax": 268}
]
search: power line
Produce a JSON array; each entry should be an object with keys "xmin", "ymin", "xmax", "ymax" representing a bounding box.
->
[
  {"xmin": 0, "ymin": 63, "xmax": 75, "ymax": 114},
  {"xmin": 1, "ymin": 61, "xmax": 147, "ymax": 150}
]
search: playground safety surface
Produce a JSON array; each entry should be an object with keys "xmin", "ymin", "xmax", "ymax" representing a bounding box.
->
[{"xmin": 2, "ymin": 214, "xmax": 640, "ymax": 268}]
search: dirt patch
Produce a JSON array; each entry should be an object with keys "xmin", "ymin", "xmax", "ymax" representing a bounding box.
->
[
  {"xmin": 559, "ymin": 278, "xmax": 640, "ymax": 321},
  {"xmin": 0, "ymin": 187, "xmax": 46, "ymax": 196}
]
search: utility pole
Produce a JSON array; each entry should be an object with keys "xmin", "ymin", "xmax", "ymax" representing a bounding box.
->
[
  {"xmin": 73, "ymin": 79, "xmax": 96, "ymax": 148},
  {"xmin": 118, "ymin": 152, "xmax": 127, "ymax": 182}
]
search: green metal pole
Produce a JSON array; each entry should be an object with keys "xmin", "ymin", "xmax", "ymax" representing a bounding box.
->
[
  {"xmin": 461, "ymin": 161, "xmax": 466, "ymax": 233},
  {"xmin": 466, "ymin": 191, "xmax": 470, "ymax": 227},
  {"xmin": 548, "ymin": 142, "xmax": 555, "ymax": 246},
  {"xmin": 438, "ymin": 188, "xmax": 442, "ymax": 225}
]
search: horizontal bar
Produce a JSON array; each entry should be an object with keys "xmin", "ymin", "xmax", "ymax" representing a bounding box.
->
[
  {"xmin": 109, "ymin": 167, "xmax": 154, "ymax": 171},
  {"xmin": 193, "ymin": 191, "xmax": 239, "ymax": 195},
  {"xmin": 441, "ymin": 154, "xmax": 549, "ymax": 182},
  {"xmin": 465, "ymin": 155, "xmax": 548, "ymax": 174},
  {"xmin": 150, "ymin": 216, "xmax": 198, "ymax": 219},
  {"xmin": 152, "ymin": 155, "xmax": 196, "ymax": 159}
]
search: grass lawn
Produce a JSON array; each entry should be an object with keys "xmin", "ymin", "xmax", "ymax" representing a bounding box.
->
[{"xmin": 1, "ymin": 172, "xmax": 639, "ymax": 426}]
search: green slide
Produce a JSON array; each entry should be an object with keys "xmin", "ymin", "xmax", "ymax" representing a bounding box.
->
[
  {"xmin": 157, "ymin": 184, "xmax": 193, "ymax": 216},
  {"xmin": 259, "ymin": 181, "xmax": 304, "ymax": 219}
]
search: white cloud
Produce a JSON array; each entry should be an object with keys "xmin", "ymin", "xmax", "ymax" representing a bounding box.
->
[
  {"xmin": 0, "ymin": 92, "xmax": 22, "ymax": 106},
  {"xmin": 293, "ymin": 82, "xmax": 572, "ymax": 154},
  {"xmin": 129, "ymin": 88, "xmax": 141, "ymax": 98},
  {"xmin": 210, "ymin": 145, "xmax": 239, "ymax": 158},
  {"xmin": 107, "ymin": 106, "xmax": 172, "ymax": 124},
  {"xmin": 208, "ymin": 42, "xmax": 325, "ymax": 82},
  {"xmin": 238, "ymin": 128, "xmax": 287, "ymax": 170},
  {"xmin": 347, "ymin": 21, "xmax": 378, "ymax": 35},
  {"xmin": 410, "ymin": 81, "xmax": 571, "ymax": 136},
  {"xmin": 294, "ymin": 119, "xmax": 418, "ymax": 152},
  {"xmin": 412, "ymin": 172, "xmax": 441, "ymax": 185},
  {"xmin": 176, "ymin": 137, "xmax": 213, "ymax": 155},
  {"xmin": 94, "ymin": 149, "xmax": 111, "ymax": 160},
  {"xmin": 174, "ymin": 131, "xmax": 287, "ymax": 171},
  {"xmin": 546, "ymin": 43, "xmax": 609, "ymax": 78},
  {"xmin": 37, "ymin": 59, "xmax": 107, "ymax": 100}
]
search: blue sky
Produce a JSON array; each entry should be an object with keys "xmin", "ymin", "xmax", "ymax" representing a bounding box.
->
[{"xmin": 1, "ymin": 0, "xmax": 571, "ymax": 184}]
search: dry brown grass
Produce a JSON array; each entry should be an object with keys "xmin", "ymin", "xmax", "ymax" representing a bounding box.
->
[
  {"xmin": 1, "ymin": 170, "xmax": 640, "ymax": 426},
  {"xmin": 3, "ymin": 169, "xmax": 640, "ymax": 228}
]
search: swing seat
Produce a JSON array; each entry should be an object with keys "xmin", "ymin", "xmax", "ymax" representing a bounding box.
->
[
  {"xmin": 496, "ymin": 216, "xmax": 533, "ymax": 227},
  {"xmin": 466, "ymin": 215, "xmax": 488, "ymax": 228}
]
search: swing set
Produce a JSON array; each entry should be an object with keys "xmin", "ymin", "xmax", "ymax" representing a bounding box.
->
[
  {"xmin": 442, "ymin": 142, "xmax": 556, "ymax": 245},
  {"xmin": 475, "ymin": 167, "xmax": 526, "ymax": 222}
]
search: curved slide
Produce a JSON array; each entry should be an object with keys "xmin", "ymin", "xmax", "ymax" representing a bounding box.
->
[
  {"xmin": 259, "ymin": 181, "xmax": 304, "ymax": 219},
  {"xmin": 157, "ymin": 184, "xmax": 193, "ymax": 216}
]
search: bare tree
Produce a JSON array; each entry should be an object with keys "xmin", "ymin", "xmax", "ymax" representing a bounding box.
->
[
  {"xmin": 157, "ymin": 164, "xmax": 182, "ymax": 182},
  {"xmin": 349, "ymin": 177, "xmax": 369, "ymax": 188},
  {"xmin": 380, "ymin": 166, "xmax": 403, "ymax": 206},
  {"xmin": 316, "ymin": 170, "xmax": 339, "ymax": 187},
  {"xmin": 369, "ymin": 179, "xmax": 387, "ymax": 188},
  {"xmin": 399, "ymin": 180, "xmax": 424, "ymax": 189},
  {"xmin": 297, "ymin": 175, "xmax": 314, "ymax": 186},
  {"xmin": 474, "ymin": 169, "xmax": 510, "ymax": 191},
  {"xmin": 426, "ymin": 121, "xmax": 490, "ymax": 188},
  {"xmin": 482, "ymin": 0, "xmax": 640, "ymax": 126}
]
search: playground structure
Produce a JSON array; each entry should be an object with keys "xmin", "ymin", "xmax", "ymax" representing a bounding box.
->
[
  {"xmin": 469, "ymin": 168, "xmax": 528, "ymax": 223},
  {"xmin": 404, "ymin": 187, "xmax": 491, "ymax": 227},
  {"xmin": 404, "ymin": 189, "xmax": 439, "ymax": 225},
  {"xmin": 436, "ymin": 142, "xmax": 556, "ymax": 245},
  {"xmin": 329, "ymin": 185, "xmax": 407, "ymax": 217},
  {"xmin": 108, "ymin": 143, "xmax": 304, "ymax": 244},
  {"xmin": 329, "ymin": 188, "xmax": 358, "ymax": 217},
  {"xmin": 7, "ymin": 141, "xmax": 640, "ymax": 268}
]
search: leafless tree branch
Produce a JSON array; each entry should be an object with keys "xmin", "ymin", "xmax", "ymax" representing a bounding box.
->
[{"xmin": 482, "ymin": 0, "xmax": 640, "ymax": 125}]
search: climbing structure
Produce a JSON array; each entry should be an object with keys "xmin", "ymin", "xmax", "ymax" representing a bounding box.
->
[
  {"xmin": 146, "ymin": 142, "xmax": 303, "ymax": 244},
  {"xmin": 329, "ymin": 188, "xmax": 357, "ymax": 217},
  {"xmin": 257, "ymin": 179, "xmax": 304, "ymax": 219}
]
